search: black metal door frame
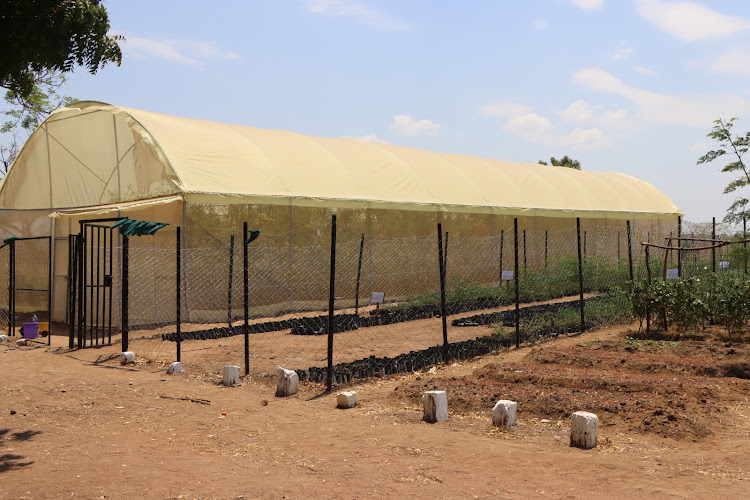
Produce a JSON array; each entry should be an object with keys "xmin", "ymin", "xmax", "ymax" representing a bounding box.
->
[
  {"xmin": 8, "ymin": 236, "xmax": 52, "ymax": 345},
  {"xmin": 72, "ymin": 218, "xmax": 123, "ymax": 348}
]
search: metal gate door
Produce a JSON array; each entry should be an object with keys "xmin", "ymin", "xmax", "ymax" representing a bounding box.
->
[{"xmin": 72, "ymin": 218, "xmax": 122, "ymax": 348}]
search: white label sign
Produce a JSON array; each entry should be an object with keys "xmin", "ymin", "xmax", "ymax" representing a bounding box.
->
[
  {"xmin": 501, "ymin": 271, "xmax": 514, "ymax": 281},
  {"xmin": 720, "ymin": 261, "xmax": 730, "ymax": 270},
  {"xmin": 666, "ymin": 268, "xmax": 679, "ymax": 280},
  {"xmin": 371, "ymin": 292, "xmax": 385, "ymax": 304}
]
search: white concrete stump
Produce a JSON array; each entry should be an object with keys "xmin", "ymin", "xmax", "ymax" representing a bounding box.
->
[
  {"xmin": 337, "ymin": 391, "xmax": 358, "ymax": 408},
  {"xmin": 492, "ymin": 400, "xmax": 518, "ymax": 428},
  {"xmin": 570, "ymin": 411, "xmax": 599, "ymax": 449},
  {"xmin": 276, "ymin": 367, "xmax": 299, "ymax": 397},
  {"xmin": 120, "ymin": 351, "xmax": 136, "ymax": 365},
  {"xmin": 222, "ymin": 365, "xmax": 240, "ymax": 386},
  {"xmin": 0, "ymin": 334, "xmax": 8, "ymax": 343},
  {"xmin": 167, "ymin": 362, "xmax": 182, "ymax": 374},
  {"xmin": 15, "ymin": 338, "xmax": 27, "ymax": 346},
  {"xmin": 422, "ymin": 390, "xmax": 448, "ymax": 423}
]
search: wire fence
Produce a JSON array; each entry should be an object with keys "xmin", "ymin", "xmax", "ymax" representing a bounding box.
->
[
  {"xmin": 112, "ymin": 217, "xmax": 656, "ymax": 382},
  {"xmin": 10, "ymin": 215, "xmax": 749, "ymax": 383}
]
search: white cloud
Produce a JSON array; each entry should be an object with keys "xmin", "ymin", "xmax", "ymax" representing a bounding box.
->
[
  {"xmin": 561, "ymin": 99, "xmax": 627, "ymax": 124},
  {"xmin": 611, "ymin": 41, "xmax": 633, "ymax": 60},
  {"xmin": 634, "ymin": 0, "xmax": 750, "ymax": 42},
  {"xmin": 694, "ymin": 47, "xmax": 750, "ymax": 78},
  {"xmin": 530, "ymin": 19, "xmax": 549, "ymax": 31},
  {"xmin": 564, "ymin": 127, "xmax": 612, "ymax": 150},
  {"xmin": 123, "ymin": 36, "xmax": 240, "ymax": 68},
  {"xmin": 304, "ymin": 0, "xmax": 411, "ymax": 30},
  {"xmin": 481, "ymin": 100, "xmax": 612, "ymax": 150},
  {"xmin": 571, "ymin": 0, "xmax": 603, "ymax": 10},
  {"xmin": 478, "ymin": 100, "xmax": 533, "ymax": 119},
  {"xmin": 390, "ymin": 115, "xmax": 440, "ymax": 136},
  {"xmin": 633, "ymin": 65, "xmax": 657, "ymax": 75},
  {"xmin": 504, "ymin": 113, "xmax": 554, "ymax": 136},
  {"xmin": 571, "ymin": 67, "xmax": 750, "ymax": 126},
  {"xmin": 344, "ymin": 133, "xmax": 390, "ymax": 144}
]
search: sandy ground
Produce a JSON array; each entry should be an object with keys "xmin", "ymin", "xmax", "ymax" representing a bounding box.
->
[{"xmin": 1, "ymin": 324, "xmax": 749, "ymax": 499}]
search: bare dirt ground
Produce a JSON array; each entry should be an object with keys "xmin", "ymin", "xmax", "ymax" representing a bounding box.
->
[{"xmin": 2, "ymin": 323, "xmax": 750, "ymax": 499}]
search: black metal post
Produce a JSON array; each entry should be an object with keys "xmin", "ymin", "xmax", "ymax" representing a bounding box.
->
[
  {"xmin": 627, "ymin": 221, "xmax": 634, "ymax": 281},
  {"xmin": 523, "ymin": 229, "xmax": 527, "ymax": 271},
  {"xmin": 47, "ymin": 235, "xmax": 52, "ymax": 346},
  {"xmin": 77, "ymin": 228, "xmax": 84, "ymax": 348},
  {"xmin": 176, "ymin": 227, "xmax": 182, "ymax": 363},
  {"xmin": 577, "ymin": 218, "xmax": 585, "ymax": 334},
  {"xmin": 354, "ymin": 233, "xmax": 364, "ymax": 315},
  {"xmin": 437, "ymin": 223, "xmax": 448, "ymax": 361},
  {"xmin": 712, "ymin": 217, "xmax": 716, "ymax": 273},
  {"xmin": 121, "ymin": 233, "xmax": 129, "ymax": 352},
  {"xmin": 9, "ymin": 239, "xmax": 14, "ymax": 337},
  {"xmin": 544, "ymin": 230, "xmax": 548, "ymax": 269},
  {"xmin": 326, "ymin": 214, "xmax": 337, "ymax": 391},
  {"xmin": 228, "ymin": 234, "xmax": 235, "ymax": 329},
  {"xmin": 514, "ymin": 218, "xmax": 520, "ymax": 348},
  {"xmin": 677, "ymin": 216, "xmax": 682, "ymax": 278},
  {"xmin": 94, "ymin": 227, "xmax": 100, "ymax": 346},
  {"xmin": 243, "ymin": 223, "xmax": 250, "ymax": 376},
  {"xmin": 68, "ymin": 235, "xmax": 76, "ymax": 348}
]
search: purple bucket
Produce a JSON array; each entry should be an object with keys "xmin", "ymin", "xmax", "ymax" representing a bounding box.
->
[{"xmin": 22, "ymin": 322, "xmax": 39, "ymax": 339}]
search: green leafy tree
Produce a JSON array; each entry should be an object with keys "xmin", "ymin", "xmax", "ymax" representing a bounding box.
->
[
  {"xmin": 1, "ymin": 72, "xmax": 77, "ymax": 175},
  {"xmin": 697, "ymin": 117, "xmax": 750, "ymax": 224},
  {"xmin": 538, "ymin": 155, "xmax": 581, "ymax": 170},
  {"xmin": 0, "ymin": 0, "xmax": 122, "ymax": 100}
]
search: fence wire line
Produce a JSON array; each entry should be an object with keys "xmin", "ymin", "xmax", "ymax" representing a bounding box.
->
[{"xmin": 98, "ymin": 222, "xmax": 673, "ymax": 378}]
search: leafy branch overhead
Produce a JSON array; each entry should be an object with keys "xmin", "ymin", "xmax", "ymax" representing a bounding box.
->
[
  {"xmin": 1, "ymin": 72, "xmax": 78, "ymax": 175},
  {"xmin": 0, "ymin": 0, "xmax": 122, "ymax": 100},
  {"xmin": 697, "ymin": 117, "xmax": 750, "ymax": 224}
]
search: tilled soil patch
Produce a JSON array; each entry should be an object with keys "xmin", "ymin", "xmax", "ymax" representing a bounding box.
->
[{"xmin": 392, "ymin": 336, "xmax": 750, "ymax": 441}]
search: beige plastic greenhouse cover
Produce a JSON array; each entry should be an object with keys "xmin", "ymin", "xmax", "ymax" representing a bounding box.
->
[{"xmin": 0, "ymin": 101, "xmax": 681, "ymax": 219}]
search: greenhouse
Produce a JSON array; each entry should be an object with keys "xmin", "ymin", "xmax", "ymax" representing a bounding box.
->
[{"xmin": 0, "ymin": 101, "xmax": 681, "ymax": 333}]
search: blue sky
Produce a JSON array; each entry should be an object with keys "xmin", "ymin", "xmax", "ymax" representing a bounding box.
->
[{"xmin": 43, "ymin": 1, "xmax": 750, "ymax": 222}]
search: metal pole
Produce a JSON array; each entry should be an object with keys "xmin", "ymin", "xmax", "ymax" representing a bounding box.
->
[
  {"xmin": 544, "ymin": 230, "xmax": 548, "ymax": 269},
  {"xmin": 121, "ymin": 233, "xmax": 129, "ymax": 352},
  {"xmin": 326, "ymin": 214, "xmax": 337, "ymax": 391},
  {"xmin": 68, "ymin": 235, "xmax": 76, "ymax": 349},
  {"xmin": 77, "ymin": 227, "xmax": 84, "ymax": 348},
  {"xmin": 47, "ymin": 235, "xmax": 52, "ymax": 346},
  {"xmin": 9, "ymin": 239, "xmax": 14, "ymax": 337},
  {"xmin": 243, "ymin": 223, "xmax": 250, "ymax": 376},
  {"xmin": 176, "ymin": 227, "xmax": 182, "ymax": 363},
  {"xmin": 523, "ymin": 229, "xmax": 527, "ymax": 271},
  {"xmin": 514, "ymin": 218, "xmax": 520, "ymax": 348},
  {"xmin": 354, "ymin": 233, "xmax": 364, "ymax": 315},
  {"xmin": 228, "ymin": 234, "xmax": 235, "ymax": 329},
  {"xmin": 627, "ymin": 221, "xmax": 634, "ymax": 281},
  {"xmin": 645, "ymin": 244, "xmax": 651, "ymax": 334},
  {"xmin": 577, "ymin": 218, "xmax": 585, "ymax": 334},
  {"xmin": 94, "ymin": 227, "xmax": 101, "ymax": 346},
  {"xmin": 677, "ymin": 216, "xmax": 682, "ymax": 278},
  {"xmin": 617, "ymin": 230, "xmax": 621, "ymax": 261},
  {"xmin": 437, "ymin": 223, "xmax": 448, "ymax": 361},
  {"xmin": 712, "ymin": 217, "xmax": 716, "ymax": 273}
]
